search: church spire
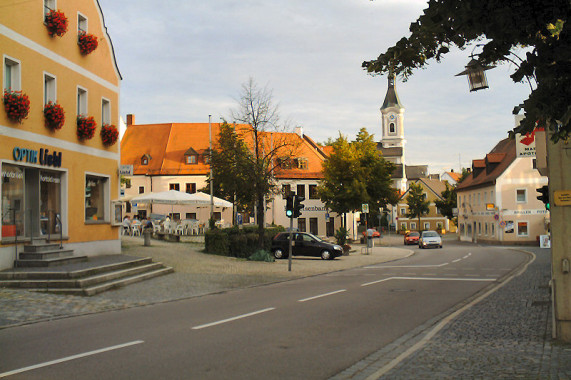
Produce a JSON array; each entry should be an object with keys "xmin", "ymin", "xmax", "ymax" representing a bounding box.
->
[{"xmin": 381, "ymin": 72, "xmax": 403, "ymax": 110}]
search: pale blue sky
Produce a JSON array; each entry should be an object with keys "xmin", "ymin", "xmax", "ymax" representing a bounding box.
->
[{"xmin": 98, "ymin": 0, "xmax": 531, "ymax": 174}]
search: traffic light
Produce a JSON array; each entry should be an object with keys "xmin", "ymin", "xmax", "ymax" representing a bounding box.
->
[
  {"xmin": 536, "ymin": 185, "xmax": 550, "ymax": 210},
  {"xmin": 293, "ymin": 195, "xmax": 305, "ymax": 218},
  {"xmin": 285, "ymin": 194, "xmax": 294, "ymax": 218}
]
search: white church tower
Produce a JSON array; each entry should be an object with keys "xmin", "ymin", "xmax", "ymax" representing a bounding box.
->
[{"xmin": 380, "ymin": 74, "xmax": 407, "ymax": 193}]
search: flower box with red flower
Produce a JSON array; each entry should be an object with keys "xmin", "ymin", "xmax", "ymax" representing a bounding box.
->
[
  {"xmin": 3, "ymin": 90, "xmax": 30, "ymax": 123},
  {"xmin": 78, "ymin": 32, "xmax": 98, "ymax": 55},
  {"xmin": 100, "ymin": 123, "xmax": 119, "ymax": 146},
  {"xmin": 45, "ymin": 9, "xmax": 68, "ymax": 37},
  {"xmin": 44, "ymin": 101, "xmax": 65, "ymax": 131},
  {"xmin": 76, "ymin": 115, "xmax": 97, "ymax": 141}
]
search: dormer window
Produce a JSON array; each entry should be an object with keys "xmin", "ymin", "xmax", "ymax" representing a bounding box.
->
[
  {"xmin": 296, "ymin": 158, "xmax": 308, "ymax": 170},
  {"xmin": 141, "ymin": 154, "xmax": 151, "ymax": 166},
  {"xmin": 277, "ymin": 157, "xmax": 292, "ymax": 169},
  {"xmin": 184, "ymin": 147, "xmax": 198, "ymax": 165}
]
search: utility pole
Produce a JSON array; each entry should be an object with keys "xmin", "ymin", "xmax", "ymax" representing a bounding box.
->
[{"xmin": 209, "ymin": 115, "xmax": 214, "ymax": 223}]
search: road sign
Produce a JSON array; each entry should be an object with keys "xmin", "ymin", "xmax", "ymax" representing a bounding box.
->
[
  {"xmin": 119, "ymin": 165, "xmax": 133, "ymax": 176},
  {"xmin": 362, "ymin": 203, "xmax": 369, "ymax": 213}
]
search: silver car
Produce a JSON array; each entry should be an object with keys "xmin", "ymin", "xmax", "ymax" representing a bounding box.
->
[{"xmin": 419, "ymin": 231, "xmax": 442, "ymax": 249}]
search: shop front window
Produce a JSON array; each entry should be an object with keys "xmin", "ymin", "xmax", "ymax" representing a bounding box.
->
[
  {"xmin": 85, "ymin": 175, "xmax": 108, "ymax": 222},
  {"xmin": 40, "ymin": 170, "xmax": 61, "ymax": 235},
  {"xmin": 1, "ymin": 164, "xmax": 25, "ymax": 237}
]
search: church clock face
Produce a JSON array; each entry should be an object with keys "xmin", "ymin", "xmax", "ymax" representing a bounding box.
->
[{"xmin": 388, "ymin": 114, "xmax": 396, "ymax": 121}]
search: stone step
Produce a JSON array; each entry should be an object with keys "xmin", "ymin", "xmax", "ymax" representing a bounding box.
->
[
  {"xmin": 14, "ymin": 255, "xmax": 88, "ymax": 268},
  {"xmin": 0, "ymin": 263, "xmax": 166, "ymax": 289},
  {"xmin": 35, "ymin": 267, "xmax": 174, "ymax": 296},
  {"xmin": 23, "ymin": 243, "xmax": 64, "ymax": 253},
  {"xmin": 18, "ymin": 249, "xmax": 75, "ymax": 261}
]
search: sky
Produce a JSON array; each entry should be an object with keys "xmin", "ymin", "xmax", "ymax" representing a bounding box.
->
[{"xmin": 98, "ymin": 0, "xmax": 531, "ymax": 174}]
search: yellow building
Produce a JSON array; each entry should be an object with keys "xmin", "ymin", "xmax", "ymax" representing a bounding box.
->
[{"xmin": 1, "ymin": 0, "xmax": 121, "ymax": 269}]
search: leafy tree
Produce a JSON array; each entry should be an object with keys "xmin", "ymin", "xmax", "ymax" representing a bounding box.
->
[
  {"xmin": 319, "ymin": 129, "xmax": 398, "ymax": 227},
  {"xmin": 406, "ymin": 182, "xmax": 430, "ymax": 231},
  {"xmin": 435, "ymin": 182, "xmax": 457, "ymax": 222},
  {"xmin": 229, "ymin": 78, "xmax": 297, "ymax": 247},
  {"xmin": 363, "ymin": 0, "xmax": 570, "ymax": 142},
  {"xmin": 458, "ymin": 168, "xmax": 471, "ymax": 184}
]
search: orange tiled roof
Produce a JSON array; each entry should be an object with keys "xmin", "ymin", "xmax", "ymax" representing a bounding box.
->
[{"xmin": 445, "ymin": 171, "xmax": 461, "ymax": 182}]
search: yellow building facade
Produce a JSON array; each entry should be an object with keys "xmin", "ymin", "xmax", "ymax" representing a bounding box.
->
[{"xmin": 1, "ymin": 0, "xmax": 121, "ymax": 269}]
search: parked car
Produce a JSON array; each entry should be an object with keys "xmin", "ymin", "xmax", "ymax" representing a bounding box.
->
[
  {"xmin": 362, "ymin": 229, "xmax": 381, "ymax": 238},
  {"xmin": 272, "ymin": 232, "xmax": 343, "ymax": 260},
  {"xmin": 419, "ymin": 230, "xmax": 443, "ymax": 249},
  {"xmin": 404, "ymin": 231, "xmax": 420, "ymax": 245}
]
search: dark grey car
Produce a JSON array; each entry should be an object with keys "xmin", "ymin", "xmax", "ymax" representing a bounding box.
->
[{"xmin": 271, "ymin": 232, "xmax": 343, "ymax": 260}]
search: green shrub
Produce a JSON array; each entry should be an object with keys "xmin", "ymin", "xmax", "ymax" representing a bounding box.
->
[
  {"xmin": 335, "ymin": 226, "xmax": 348, "ymax": 246},
  {"xmin": 204, "ymin": 229, "xmax": 229, "ymax": 255},
  {"xmin": 247, "ymin": 249, "xmax": 275, "ymax": 262},
  {"xmin": 205, "ymin": 226, "xmax": 285, "ymax": 258}
]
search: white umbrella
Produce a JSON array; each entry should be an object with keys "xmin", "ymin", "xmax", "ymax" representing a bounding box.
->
[
  {"xmin": 187, "ymin": 192, "xmax": 233, "ymax": 208},
  {"xmin": 131, "ymin": 190, "xmax": 201, "ymax": 205}
]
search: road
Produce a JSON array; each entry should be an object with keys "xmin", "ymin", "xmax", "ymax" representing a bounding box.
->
[{"xmin": 0, "ymin": 241, "xmax": 528, "ymax": 379}]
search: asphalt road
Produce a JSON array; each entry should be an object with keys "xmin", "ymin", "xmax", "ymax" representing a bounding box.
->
[{"xmin": 0, "ymin": 241, "xmax": 528, "ymax": 379}]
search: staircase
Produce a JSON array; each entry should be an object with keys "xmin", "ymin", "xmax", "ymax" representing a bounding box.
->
[{"xmin": 0, "ymin": 240, "xmax": 173, "ymax": 296}]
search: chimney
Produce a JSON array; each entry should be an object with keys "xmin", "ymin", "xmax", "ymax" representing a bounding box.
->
[
  {"xmin": 126, "ymin": 114, "xmax": 135, "ymax": 127},
  {"xmin": 295, "ymin": 126, "xmax": 303, "ymax": 138}
]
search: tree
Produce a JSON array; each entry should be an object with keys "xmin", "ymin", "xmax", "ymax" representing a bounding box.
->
[
  {"xmin": 406, "ymin": 182, "xmax": 430, "ymax": 231},
  {"xmin": 363, "ymin": 0, "xmax": 570, "ymax": 142},
  {"xmin": 434, "ymin": 182, "xmax": 457, "ymax": 223},
  {"xmin": 229, "ymin": 78, "xmax": 296, "ymax": 247},
  {"xmin": 319, "ymin": 129, "xmax": 398, "ymax": 227}
]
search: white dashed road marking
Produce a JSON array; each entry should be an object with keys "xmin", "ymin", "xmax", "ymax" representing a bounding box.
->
[
  {"xmin": 298, "ymin": 289, "xmax": 347, "ymax": 302},
  {"xmin": 192, "ymin": 308, "xmax": 275, "ymax": 330}
]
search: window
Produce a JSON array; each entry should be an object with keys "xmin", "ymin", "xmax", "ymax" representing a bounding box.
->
[
  {"xmin": 424, "ymin": 222, "xmax": 430, "ymax": 230},
  {"xmin": 490, "ymin": 190, "xmax": 494, "ymax": 203},
  {"xmin": 141, "ymin": 155, "xmax": 150, "ymax": 165},
  {"xmin": 213, "ymin": 212, "xmax": 221, "ymax": 221},
  {"xmin": 169, "ymin": 213, "xmax": 180, "ymax": 221},
  {"xmin": 532, "ymin": 159, "xmax": 537, "ymax": 169},
  {"xmin": 485, "ymin": 223, "xmax": 488, "ymax": 235},
  {"xmin": 477, "ymin": 193, "xmax": 481, "ymax": 205},
  {"xmin": 125, "ymin": 179, "xmax": 131, "ymax": 188},
  {"xmin": 77, "ymin": 86, "xmax": 87, "ymax": 115},
  {"xmin": 478, "ymin": 222, "xmax": 481, "ymax": 235},
  {"xmin": 491, "ymin": 223, "xmax": 495, "ymax": 236},
  {"xmin": 297, "ymin": 158, "xmax": 308, "ymax": 170},
  {"xmin": 85, "ymin": 174, "xmax": 109, "ymax": 222},
  {"xmin": 185, "ymin": 155, "xmax": 197, "ymax": 164},
  {"xmin": 484, "ymin": 192, "xmax": 488, "ymax": 203},
  {"xmin": 101, "ymin": 98, "xmax": 111, "ymax": 125},
  {"xmin": 517, "ymin": 222, "xmax": 529, "ymax": 237},
  {"xmin": 410, "ymin": 222, "xmax": 417, "ymax": 230},
  {"xmin": 389, "ymin": 122, "xmax": 396, "ymax": 134},
  {"xmin": 516, "ymin": 189, "xmax": 527, "ymax": 203},
  {"xmin": 186, "ymin": 213, "xmax": 197, "ymax": 220},
  {"xmin": 44, "ymin": 73, "xmax": 56, "ymax": 104},
  {"xmin": 436, "ymin": 222, "xmax": 443, "ymax": 229},
  {"xmin": 44, "ymin": 0, "xmax": 55, "ymax": 16},
  {"xmin": 277, "ymin": 157, "xmax": 292, "ymax": 169},
  {"xmin": 400, "ymin": 208, "xmax": 406, "ymax": 216},
  {"xmin": 77, "ymin": 13, "xmax": 87, "ymax": 33},
  {"xmin": 3, "ymin": 56, "xmax": 21, "ymax": 91},
  {"xmin": 308, "ymin": 184, "xmax": 318, "ymax": 199},
  {"xmin": 169, "ymin": 183, "xmax": 180, "ymax": 191},
  {"xmin": 138, "ymin": 186, "xmax": 144, "ymax": 194},
  {"xmin": 297, "ymin": 218, "xmax": 306, "ymax": 232},
  {"xmin": 282, "ymin": 184, "xmax": 291, "ymax": 198},
  {"xmin": 400, "ymin": 222, "xmax": 407, "ymax": 231},
  {"xmin": 309, "ymin": 217, "xmax": 318, "ymax": 235},
  {"xmin": 185, "ymin": 183, "xmax": 196, "ymax": 194},
  {"xmin": 297, "ymin": 184, "xmax": 305, "ymax": 198}
]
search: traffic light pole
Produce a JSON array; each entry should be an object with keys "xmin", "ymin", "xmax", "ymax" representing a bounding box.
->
[{"xmin": 288, "ymin": 217, "xmax": 293, "ymax": 272}]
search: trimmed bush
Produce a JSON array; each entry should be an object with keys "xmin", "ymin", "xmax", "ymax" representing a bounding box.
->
[
  {"xmin": 248, "ymin": 250, "xmax": 275, "ymax": 262},
  {"xmin": 205, "ymin": 226, "xmax": 285, "ymax": 258}
]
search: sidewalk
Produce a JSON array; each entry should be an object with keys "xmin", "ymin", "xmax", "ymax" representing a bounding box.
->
[{"xmin": 333, "ymin": 245, "xmax": 571, "ymax": 379}]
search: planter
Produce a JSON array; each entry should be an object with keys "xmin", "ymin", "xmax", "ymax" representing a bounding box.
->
[
  {"xmin": 43, "ymin": 101, "xmax": 65, "ymax": 130},
  {"xmin": 76, "ymin": 115, "xmax": 97, "ymax": 141},
  {"xmin": 100, "ymin": 123, "xmax": 119, "ymax": 146},
  {"xmin": 45, "ymin": 9, "xmax": 68, "ymax": 37},
  {"xmin": 2, "ymin": 90, "xmax": 30, "ymax": 123},
  {"xmin": 78, "ymin": 32, "xmax": 98, "ymax": 55}
]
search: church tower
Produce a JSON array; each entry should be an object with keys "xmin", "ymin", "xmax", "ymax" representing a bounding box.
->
[{"xmin": 380, "ymin": 74, "xmax": 407, "ymax": 193}]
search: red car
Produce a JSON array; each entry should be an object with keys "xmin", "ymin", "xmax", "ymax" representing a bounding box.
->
[
  {"xmin": 404, "ymin": 231, "xmax": 420, "ymax": 245},
  {"xmin": 362, "ymin": 229, "xmax": 381, "ymax": 238}
]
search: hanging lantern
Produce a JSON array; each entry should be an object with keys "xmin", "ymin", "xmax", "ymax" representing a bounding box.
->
[{"xmin": 455, "ymin": 58, "xmax": 494, "ymax": 92}]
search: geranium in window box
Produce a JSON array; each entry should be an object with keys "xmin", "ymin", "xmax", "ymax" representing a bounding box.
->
[
  {"xmin": 45, "ymin": 9, "xmax": 68, "ymax": 37},
  {"xmin": 78, "ymin": 31, "xmax": 98, "ymax": 55},
  {"xmin": 43, "ymin": 101, "xmax": 65, "ymax": 131},
  {"xmin": 76, "ymin": 115, "xmax": 97, "ymax": 141},
  {"xmin": 100, "ymin": 123, "xmax": 119, "ymax": 146},
  {"xmin": 2, "ymin": 90, "xmax": 30, "ymax": 123}
]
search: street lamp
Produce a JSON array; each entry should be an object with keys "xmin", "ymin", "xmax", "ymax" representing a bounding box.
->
[{"xmin": 455, "ymin": 57, "xmax": 494, "ymax": 92}]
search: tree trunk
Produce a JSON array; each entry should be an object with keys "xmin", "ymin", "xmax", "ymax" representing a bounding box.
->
[{"xmin": 257, "ymin": 192, "xmax": 265, "ymax": 248}]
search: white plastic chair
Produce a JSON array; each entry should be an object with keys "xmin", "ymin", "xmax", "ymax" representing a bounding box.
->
[{"xmin": 131, "ymin": 223, "xmax": 141, "ymax": 236}]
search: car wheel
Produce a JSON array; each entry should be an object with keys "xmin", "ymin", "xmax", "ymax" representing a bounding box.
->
[
  {"xmin": 439, "ymin": 245, "xmax": 443, "ymax": 249},
  {"xmin": 321, "ymin": 250, "xmax": 332, "ymax": 260},
  {"xmin": 273, "ymin": 249, "xmax": 284, "ymax": 259},
  {"xmin": 419, "ymin": 244, "xmax": 423, "ymax": 249}
]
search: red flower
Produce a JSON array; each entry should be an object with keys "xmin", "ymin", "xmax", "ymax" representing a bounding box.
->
[
  {"xmin": 3, "ymin": 90, "xmax": 30, "ymax": 123},
  {"xmin": 45, "ymin": 10, "xmax": 68, "ymax": 37},
  {"xmin": 100, "ymin": 124, "xmax": 119, "ymax": 146},
  {"xmin": 78, "ymin": 32, "xmax": 98, "ymax": 55},
  {"xmin": 76, "ymin": 115, "xmax": 97, "ymax": 140},
  {"xmin": 44, "ymin": 102, "xmax": 65, "ymax": 130}
]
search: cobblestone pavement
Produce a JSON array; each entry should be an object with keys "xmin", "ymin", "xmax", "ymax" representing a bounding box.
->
[{"xmin": 333, "ymin": 246, "xmax": 571, "ymax": 380}]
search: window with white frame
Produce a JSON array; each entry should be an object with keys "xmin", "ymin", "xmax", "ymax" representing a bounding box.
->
[
  {"xmin": 423, "ymin": 222, "xmax": 430, "ymax": 230},
  {"xmin": 44, "ymin": 0, "xmax": 55, "ymax": 16},
  {"xmin": 410, "ymin": 222, "xmax": 417, "ymax": 230},
  {"xmin": 478, "ymin": 222, "xmax": 481, "ymax": 235},
  {"xmin": 85, "ymin": 174, "xmax": 109, "ymax": 222},
  {"xmin": 101, "ymin": 98, "xmax": 111, "ymax": 125},
  {"xmin": 77, "ymin": 87, "xmax": 87, "ymax": 115},
  {"xmin": 490, "ymin": 190, "xmax": 494, "ymax": 203},
  {"xmin": 389, "ymin": 122, "xmax": 396, "ymax": 134},
  {"xmin": 3, "ymin": 56, "xmax": 21, "ymax": 91},
  {"xmin": 400, "ymin": 208, "xmax": 406, "ymax": 216},
  {"xmin": 516, "ymin": 189, "xmax": 527, "ymax": 203},
  {"xmin": 400, "ymin": 222, "xmax": 407, "ymax": 231},
  {"xmin": 491, "ymin": 223, "xmax": 495, "ymax": 236},
  {"xmin": 44, "ymin": 73, "xmax": 56, "ymax": 104},
  {"xmin": 78, "ymin": 13, "xmax": 88, "ymax": 33},
  {"xmin": 485, "ymin": 223, "xmax": 488, "ymax": 235},
  {"xmin": 517, "ymin": 221, "xmax": 529, "ymax": 237}
]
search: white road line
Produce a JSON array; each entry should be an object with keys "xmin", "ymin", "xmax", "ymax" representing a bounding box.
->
[
  {"xmin": 462, "ymin": 253, "xmax": 472, "ymax": 259},
  {"xmin": 365, "ymin": 263, "xmax": 449, "ymax": 269},
  {"xmin": 0, "ymin": 340, "xmax": 144, "ymax": 378},
  {"xmin": 192, "ymin": 308, "xmax": 275, "ymax": 330},
  {"xmin": 361, "ymin": 278, "xmax": 394, "ymax": 287},
  {"xmin": 298, "ymin": 289, "xmax": 347, "ymax": 303},
  {"xmin": 452, "ymin": 259, "xmax": 462, "ymax": 263},
  {"xmin": 361, "ymin": 276, "xmax": 495, "ymax": 287}
]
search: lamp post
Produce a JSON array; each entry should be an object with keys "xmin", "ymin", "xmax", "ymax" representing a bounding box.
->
[
  {"xmin": 209, "ymin": 115, "xmax": 214, "ymax": 224},
  {"xmin": 455, "ymin": 57, "xmax": 494, "ymax": 92}
]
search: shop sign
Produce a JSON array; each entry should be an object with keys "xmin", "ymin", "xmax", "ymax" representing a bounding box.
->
[{"xmin": 12, "ymin": 147, "xmax": 62, "ymax": 168}]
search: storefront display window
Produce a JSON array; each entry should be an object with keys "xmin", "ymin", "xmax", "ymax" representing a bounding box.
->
[
  {"xmin": 40, "ymin": 170, "xmax": 61, "ymax": 235},
  {"xmin": 85, "ymin": 175, "xmax": 108, "ymax": 222},
  {"xmin": 1, "ymin": 164, "xmax": 24, "ymax": 237}
]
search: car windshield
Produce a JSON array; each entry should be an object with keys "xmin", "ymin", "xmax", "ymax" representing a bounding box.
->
[
  {"xmin": 409, "ymin": 232, "xmax": 420, "ymax": 237},
  {"xmin": 423, "ymin": 231, "xmax": 439, "ymax": 237},
  {"xmin": 303, "ymin": 233, "xmax": 321, "ymax": 242}
]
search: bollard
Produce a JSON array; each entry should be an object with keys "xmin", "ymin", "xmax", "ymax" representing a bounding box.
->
[{"xmin": 143, "ymin": 229, "xmax": 151, "ymax": 246}]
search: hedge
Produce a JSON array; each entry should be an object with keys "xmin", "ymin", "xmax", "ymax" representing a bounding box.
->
[{"xmin": 205, "ymin": 226, "xmax": 285, "ymax": 258}]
